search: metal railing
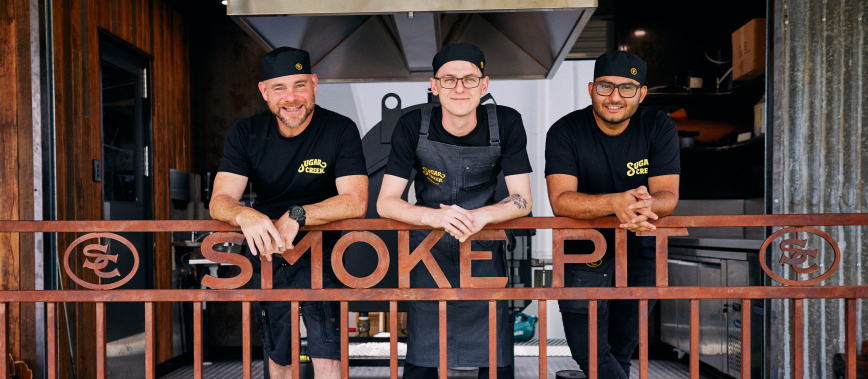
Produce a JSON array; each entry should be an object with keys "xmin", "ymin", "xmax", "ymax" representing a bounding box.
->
[{"xmin": 1, "ymin": 214, "xmax": 866, "ymax": 379}]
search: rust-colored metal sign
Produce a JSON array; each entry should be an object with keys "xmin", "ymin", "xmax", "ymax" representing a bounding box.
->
[
  {"xmin": 63, "ymin": 233, "xmax": 140, "ymax": 290},
  {"xmin": 759, "ymin": 226, "xmax": 841, "ymax": 286}
]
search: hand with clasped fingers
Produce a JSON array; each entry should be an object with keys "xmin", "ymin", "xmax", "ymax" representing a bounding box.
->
[
  {"xmin": 421, "ymin": 203, "xmax": 481, "ymax": 242},
  {"xmin": 611, "ymin": 185, "xmax": 659, "ymax": 232}
]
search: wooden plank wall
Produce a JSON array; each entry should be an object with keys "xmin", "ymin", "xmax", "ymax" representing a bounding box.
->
[
  {"xmin": 51, "ymin": 0, "xmax": 191, "ymax": 377},
  {"xmin": 0, "ymin": 0, "xmax": 37, "ymax": 371}
]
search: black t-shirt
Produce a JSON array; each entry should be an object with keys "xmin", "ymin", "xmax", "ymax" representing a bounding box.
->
[
  {"xmin": 218, "ymin": 105, "xmax": 367, "ymax": 259},
  {"xmin": 545, "ymin": 105, "xmax": 680, "ymax": 258},
  {"xmin": 386, "ymin": 105, "xmax": 532, "ymax": 181}
]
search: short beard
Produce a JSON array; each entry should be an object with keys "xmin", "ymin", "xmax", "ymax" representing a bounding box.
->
[
  {"xmin": 593, "ymin": 102, "xmax": 637, "ymax": 125},
  {"xmin": 272, "ymin": 105, "xmax": 312, "ymax": 128}
]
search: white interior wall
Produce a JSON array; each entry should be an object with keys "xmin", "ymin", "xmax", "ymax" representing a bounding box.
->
[{"xmin": 316, "ymin": 60, "xmax": 596, "ymax": 339}]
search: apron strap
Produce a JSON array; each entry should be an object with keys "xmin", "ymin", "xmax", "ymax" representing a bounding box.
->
[
  {"xmin": 419, "ymin": 106, "xmax": 433, "ymax": 137},
  {"xmin": 486, "ymin": 103, "xmax": 500, "ymax": 147}
]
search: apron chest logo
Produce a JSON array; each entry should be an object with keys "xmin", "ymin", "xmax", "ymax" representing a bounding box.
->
[
  {"xmin": 626, "ymin": 158, "xmax": 649, "ymax": 176},
  {"xmin": 298, "ymin": 159, "xmax": 327, "ymax": 174},
  {"xmin": 422, "ymin": 167, "xmax": 445, "ymax": 185}
]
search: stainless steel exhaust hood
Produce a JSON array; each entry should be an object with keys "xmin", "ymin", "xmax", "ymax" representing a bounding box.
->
[{"xmin": 228, "ymin": 0, "xmax": 597, "ymax": 82}]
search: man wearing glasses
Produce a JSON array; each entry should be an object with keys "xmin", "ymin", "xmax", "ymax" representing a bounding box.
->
[
  {"xmin": 377, "ymin": 43, "xmax": 532, "ymax": 378},
  {"xmin": 545, "ymin": 51, "xmax": 680, "ymax": 378}
]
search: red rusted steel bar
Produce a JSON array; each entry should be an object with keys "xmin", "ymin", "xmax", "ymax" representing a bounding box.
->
[
  {"xmin": 489, "ymin": 300, "xmax": 497, "ymax": 379},
  {"xmin": 589, "ymin": 300, "xmax": 597, "ymax": 379},
  {"xmin": 1, "ymin": 286, "xmax": 866, "ymax": 303},
  {"xmin": 4, "ymin": 213, "xmax": 868, "ymax": 232},
  {"xmin": 741, "ymin": 299, "xmax": 751, "ymax": 379},
  {"xmin": 261, "ymin": 256, "xmax": 273, "ymax": 290},
  {"xmin": 0, "ymin": 303, "xmax": 6, "ymax": 379},
  {"xmin": 637, "ymin": 228, "xmax": 688, "ymax": 287},
  {"xmin": 440, "ymin": 300, "xmax": 447, "ymax": 379},
  {"xmin": 292, "ymin": 301, "xmax": 300, "ymax": 379},
  {"xmin": 97, "ymin": 302, "xmax": 107, "ymax": 379},
  {"xmin": 539, "ymin": 300, "xmax": 547, "ymax": 379},
  {"xmin": 793, "ymin": 299, "xmax": 803, "ymax": 379},
  {"xmin": 242, "ymin": 302, "xmax": 251, "ymax": 379},
  {"xmin": 690, "ymin": 299, "xmax": 699, "ymax": 379},
  {"xmin": 639, "ymin": 300, "xmax": 648, "ymax": 379},
  {"xmin": 390, "ymin": 301, "xmax": 398, "ymax": 379},
  {"xmin": 194, "ymin": 302, "xmax": 203, "ymax": 379},
  {"xmin": 48, "ymin": 302, "xmax": 57, "ymax": 379},
  {"xmin": 145, "ymin": 302, "xmax": 155, "ymax": 379},
  {"xmin": 846, "ymin": 298, "xmax": 856, "ymax": 379},
  {"xmin": 341, "ymin": 301, "xmax": 349, "ymax": 379},
  {"xmin": 615, "ymin": 229, "xmax": 627, "ymax": 288}
]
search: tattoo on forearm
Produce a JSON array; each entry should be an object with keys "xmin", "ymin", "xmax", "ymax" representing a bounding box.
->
[{"xmin": 498, "ymin": 194, "xmax": 528, "ymax": 210}]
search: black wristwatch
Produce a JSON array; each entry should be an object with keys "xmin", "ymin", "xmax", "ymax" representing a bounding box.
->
[{"xmin": 288, "ymin": 205, "xmax": 306, "ymax": 228}]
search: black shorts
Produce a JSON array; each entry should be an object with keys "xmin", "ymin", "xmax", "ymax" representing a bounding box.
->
[{"xmin": 249, "ymin": 258, "xmax": 342, "ymax": 365}]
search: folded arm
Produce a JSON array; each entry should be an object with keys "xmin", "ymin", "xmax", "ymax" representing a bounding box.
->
[{"xmin": 546, "ymin": 173, "xmax": 679, "ymax": 232}]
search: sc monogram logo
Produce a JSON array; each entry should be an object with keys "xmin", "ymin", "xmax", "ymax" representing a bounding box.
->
[
  {"xmin": 64, "ymin": 233, "xmax": 140, "ymax": 290},
  {"xmin": 759, "ymin": 227, "xmax": 840, "ymax": 286}
]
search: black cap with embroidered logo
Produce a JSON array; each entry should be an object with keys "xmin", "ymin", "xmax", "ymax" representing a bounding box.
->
[
  {"xmin": 432, "ymin": 43, "xmax": 486, "ymax": 76},
  {"xmin": 594, "ymin": 51, "xmax": 647, "ymax": 85},
  {"xmin": 260, "ymin": 46, "xmax": 312, "ymax": 81}
]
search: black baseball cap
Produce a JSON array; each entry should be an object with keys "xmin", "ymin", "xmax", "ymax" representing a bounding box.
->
[
  {"xmin": 260, "ymin": 47, "xmax": 312, "ymax": 81},
  {"xmin": 594, "ymin": 51, "xmax": 647, "ymax": 85},
  {"xmin": 432, "ymin": 43, "xmax": 486, "ymax": 76}
]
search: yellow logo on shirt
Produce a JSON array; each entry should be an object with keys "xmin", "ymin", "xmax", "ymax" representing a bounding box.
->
[
  {"xmin": 422, "ymin": 167, "xmax": 445, "ymax": 185},
  {"xmin": 626, "ymin": 159, "xmax": 649, "ymax": 176},
  {"xmin": 298, "ymin": 159, "xmax": 327, "ymax": 174}
]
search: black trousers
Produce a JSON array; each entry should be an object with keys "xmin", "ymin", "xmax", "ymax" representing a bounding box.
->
[
  {"xmin": 561, "ymin": 255, "xmax": 657, "ymax": 379},
  {"xmin": 402, "ymin": 362, "xmax": 514, "ymax": 379}
]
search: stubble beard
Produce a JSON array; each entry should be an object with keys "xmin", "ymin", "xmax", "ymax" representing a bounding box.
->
[
  {"xmin": 593, "ymin": 101, "xmax": 638, "ymax": 126},
  {"xmin": 272, "ymin": 102, "xmax": 313, "ymax": 128}
]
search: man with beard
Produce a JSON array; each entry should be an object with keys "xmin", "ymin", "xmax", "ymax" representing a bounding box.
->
[
  {"xmin": 210, "ymin": 46, "xmax": 367, "ymax": 379},
  {"xmin": 545, "ymin": 51, "xmax": 680, "ymax": 378},
  {"xmin": 377, "ymin": 43, "xmax": 532, "ymax": 379}
]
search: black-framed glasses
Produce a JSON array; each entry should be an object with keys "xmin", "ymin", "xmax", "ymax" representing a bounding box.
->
[
  {"xmin": 434, "ymin": 76, "xmax": 483, "ymax": 89},
  {"xmin": 594, "ymin": 81, "xmax": 641, "ymax": 98}
]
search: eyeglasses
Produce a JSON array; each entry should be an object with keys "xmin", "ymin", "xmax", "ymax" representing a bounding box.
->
[
  {"xmin": 594, "ymin": 81, "xmax": 641, "ymax": 98},
  {"xmin": 434, "ymin": 76, "xmax": 483, "ymax": 89}
]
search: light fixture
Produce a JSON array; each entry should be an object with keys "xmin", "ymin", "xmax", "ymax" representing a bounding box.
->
[{"xmin": 633, "ymin": 29, "xmax": 646, "ymax": 37}]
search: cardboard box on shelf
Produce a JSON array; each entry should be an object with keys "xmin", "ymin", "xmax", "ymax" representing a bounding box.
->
[
  {"xmin": 754, "ymin": 96, "xmax": 766, "ymax": 136},
  {"xmin": 732, "ymin": 18, "xmax": 766, "ymax": 81}
]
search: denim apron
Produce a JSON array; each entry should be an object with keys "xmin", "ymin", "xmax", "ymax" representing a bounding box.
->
[{"xmin": 405, "ymin": 104, "xmax": 513, "ymax": 368}]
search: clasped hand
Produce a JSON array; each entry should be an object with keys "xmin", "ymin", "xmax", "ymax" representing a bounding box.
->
[
  {"xmin": 612, "ymin": 185, "xmax": 658, "ymax": 232},
  {"xmin": 421, "ymin": 204, "xmax": 487, "ymax": 242}
]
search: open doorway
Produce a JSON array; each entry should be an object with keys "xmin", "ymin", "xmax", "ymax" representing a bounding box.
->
[{"xmin": 99, "ymin": 35, "xmax": 154, "ymax": 378}]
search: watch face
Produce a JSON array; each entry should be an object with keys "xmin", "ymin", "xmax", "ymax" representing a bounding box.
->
[{"xmin": 291, "ymin": 206, "xmax": 304, "ymax": 219}]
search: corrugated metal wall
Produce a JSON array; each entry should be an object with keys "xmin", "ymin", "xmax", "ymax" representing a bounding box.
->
[{"xmin": 772, "ymin": 0, "xmax": 868, "ymax": 378}]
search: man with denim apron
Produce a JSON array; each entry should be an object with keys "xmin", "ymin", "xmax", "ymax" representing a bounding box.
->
[
  {"xmin": 545, "ymin": 52, "xmax": 680, "ymax": 378},
  {"xmin": 377, "ymin": 43, "xmax": 533, "ymax": 379}
]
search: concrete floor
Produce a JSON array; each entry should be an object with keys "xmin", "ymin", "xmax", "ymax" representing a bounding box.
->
[{"xmin": 159, "ymin": 356, "xmax": 712, "ymax": 379}]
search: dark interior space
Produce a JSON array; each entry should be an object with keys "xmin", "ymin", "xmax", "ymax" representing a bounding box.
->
[{"xmin": 165, "ymin": 0, "xmax": 268, "ymax": 174}]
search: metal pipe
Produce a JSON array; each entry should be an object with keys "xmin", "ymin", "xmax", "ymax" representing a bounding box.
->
[
  {"xmin": 242, "ymin": 302, "xmax": 251, "ymax": 379},
  {"xmin": 539, "ymin": 300, "xmax": 547, "ymax": 379},
  {"xmin": 639, "ymin": 300, "xmax": 648, "ymax": 379},
  {"xmin": 439, "ymin": 301, "xmax": 447, "ymax": 379},
  {"xmin": 742, "ymin": 299, "xmax": 751, "ymax": 379},
  {"xmin": 145, "ymin": 302, "xmax": 155, "ymax": 379},
  {"xmin": 390, "ymin": 301, "xmax": 398, "ymax": 379},
  {"xmin": 194, "ymin": 302, "xmax": 202, "ymax": 379},
  {"xmin": 589, "ymin": 300, "xmax": 597, "ymax": 379},
  {"xmin": 690, "ymin": 299, "xmax": 699, "ymax": 379}
]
